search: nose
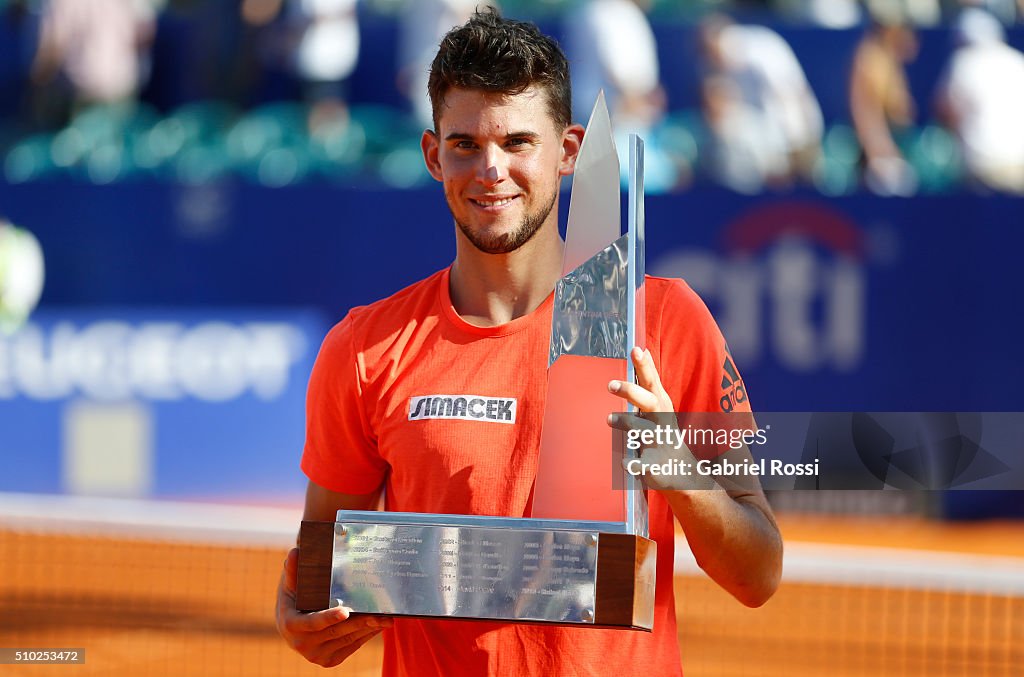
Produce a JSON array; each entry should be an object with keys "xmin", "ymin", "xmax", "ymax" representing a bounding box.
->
[{"xmin": 477, "ymin": 145, "xmax": 508, "ymax": 185}]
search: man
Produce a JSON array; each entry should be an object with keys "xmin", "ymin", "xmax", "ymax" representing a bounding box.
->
[
  {"xmin": 699, "ymin": 14, "xmax": 824, "ymax": 185},
  {"xmin": 276, "ymin": 8, "xmax": 782, "ymax": 674},
  {"xmin": 849, "ymin": 16, "xmax": 919, "ymax": 196},
  {"xmin": 935, "ymin": 7, "xmax": 1024, "ymax": 195},
  {"xmin": 30, "ymin": 0, "xmax": 156, "ymax": 126}
]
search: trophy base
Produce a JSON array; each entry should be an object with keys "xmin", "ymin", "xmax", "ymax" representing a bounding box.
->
[{"xmin": 296, "ymin": 512, "xmax": 656, "ymax": 631}]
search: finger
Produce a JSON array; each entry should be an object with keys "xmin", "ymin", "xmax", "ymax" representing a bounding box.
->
[
  {"xmin": 281, "ymin": 602, "xmax": 351, "ymax": 638},
  {"xmin": 606, "ymin": 411, "xmax": 657, "ymax": 432},
  {"xmin": 607, "ymin": 379, "xmax": 660, "ymax": 412},
  {"xmin": 324, "ymin": 612, "xmax": 392, "ymax": 637},
  {"xmin": 307, "ymin": 613, "xmax": 389, "ymax": 645},
  {"xmin": 298, "ymin": 605, "xmax": 353, "ymax": 633},
  {"xmin": 282, "ymin": 548, "xmax": 298, "ymax": 594},
  {"xmin": 318, "ymin": 626, "xmax": 386, "ymax": 667},
  {"xmin": 276, "ymin": 552, "xmax": 300, "ymax": 630},
  {"xmin": 631, "ymin": 347, "xmax": 669, "ymax": 400}
]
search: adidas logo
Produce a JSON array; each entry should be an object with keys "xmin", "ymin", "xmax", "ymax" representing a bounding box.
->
[
  {"xmin": 720, "ymin": 350, "xmax": 747, "ymax": 413},
  {"xmin": 408, "ymin": 395, "xmax": 517, "ymax": 424}
]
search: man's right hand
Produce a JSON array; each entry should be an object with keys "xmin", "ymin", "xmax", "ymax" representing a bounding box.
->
[{"xmin": 275, "ymin": 547, "xmax": 393, "ymax": 667}]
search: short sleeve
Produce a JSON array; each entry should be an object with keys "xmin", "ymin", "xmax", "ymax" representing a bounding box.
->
[
  {"xmin": 300, "ymin": 313, "xmax": 389, "ymax": 494},
  {"xmin": 649, "ymin": 277, "xmax": 752, "ymax": 415}
]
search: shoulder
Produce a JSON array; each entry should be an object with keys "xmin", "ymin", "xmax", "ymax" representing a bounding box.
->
[
  {"xmin": 314, "ymin": 269, "xmax": 448, "ymax": 387},
  {"xmin": 644, "ymin": 275, "xmax": 746, "ymax": 412},
  {"xmin": 324, "ymin": 269, "xmax": 446, "ymax": 351},
  {"xmin": 644, "ymin": 274, "xmax": 728, "ymax": 361},
  {"xmin": 645, "ymin": 275, "xmax": 716, "ymax": 323},
  {"xmin": 645, "ymin": 274, "xmax": 729, "ymax": 357}
]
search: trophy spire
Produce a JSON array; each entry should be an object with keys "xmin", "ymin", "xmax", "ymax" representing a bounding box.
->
[{"xmin": 562, "ymin": 91, "xmax": 621, "ymax": 276}]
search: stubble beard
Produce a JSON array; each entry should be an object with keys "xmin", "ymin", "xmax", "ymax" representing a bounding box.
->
[{"xmin": 450, "ymin": 188, "xmax": 558, "ymax": 255}]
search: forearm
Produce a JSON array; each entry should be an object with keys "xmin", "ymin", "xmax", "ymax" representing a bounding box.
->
[
  {"xmin": 662, "ymin": 487, "xmax": 782, "ymax": 607},
  {"xmin": 606, "ymin": 348, "xmax": 783, "ymax": 605}
]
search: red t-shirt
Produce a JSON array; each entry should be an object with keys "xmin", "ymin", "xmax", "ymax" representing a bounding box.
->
[{"xmin": 302, "ymin": 268, "xmax": 748, "ymax": 677}]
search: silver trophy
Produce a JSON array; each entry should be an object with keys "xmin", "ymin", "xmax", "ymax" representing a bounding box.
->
[{"xmin": 297, "ymin": 94, "xmax": 654, "ymax": 629}]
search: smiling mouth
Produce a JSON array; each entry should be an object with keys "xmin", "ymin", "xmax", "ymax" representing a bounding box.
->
[{"xmin": 470, "ymin": 196, "xmax": 518, "ymax": 208}]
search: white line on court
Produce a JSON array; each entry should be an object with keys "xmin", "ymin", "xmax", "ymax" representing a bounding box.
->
[
  {"xmin": 2, "ymin": 492, "xmax": 1022, "ymax": 596},
  {"xmin": 0, "ymin": 492, "xmax": 302, "ymax": 546},
  {"xmin": 674, "ymin": 535, "xmax": 1024, "ymax": 596}
]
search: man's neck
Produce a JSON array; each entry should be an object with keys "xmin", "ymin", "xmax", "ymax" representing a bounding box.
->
[{"xmin": 449, "ymin": 226, "xmax": 564, "ymax": 327}]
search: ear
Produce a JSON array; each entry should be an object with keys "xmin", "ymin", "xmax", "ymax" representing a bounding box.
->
[
  {"xmin": 559, "ymin": 123, "xmax": 586, "ymax": 176},
  {"xmin": 421, "ymin": 129, "xmax": 443, "ymax": 182}
]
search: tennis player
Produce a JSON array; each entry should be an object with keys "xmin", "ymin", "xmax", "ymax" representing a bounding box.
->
[{"xmin": 276, "ymin": 8, "xmax": 782, "ymax": 674}]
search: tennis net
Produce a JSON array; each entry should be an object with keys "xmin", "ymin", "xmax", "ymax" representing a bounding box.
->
[{"xmin": 1, "ymin": 493, "xmax": 1021, "ymax": 676}]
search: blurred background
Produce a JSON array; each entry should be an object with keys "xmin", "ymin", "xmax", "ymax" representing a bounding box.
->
[{"xmin": 0, "ymin": 0, "xmax": 1022, "ymax": 675}]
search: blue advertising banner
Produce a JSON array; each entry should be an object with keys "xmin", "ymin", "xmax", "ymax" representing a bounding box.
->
[
  {"xmin": 1, "ymin": 180, "xmax": 1022, "ymax": 512},
  {"xmin": 0, "ymin": 307, "xmax": 327, "ymax": 501}
]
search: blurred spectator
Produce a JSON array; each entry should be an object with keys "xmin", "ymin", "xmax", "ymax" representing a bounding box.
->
[
  {"xmin": 239, "ymin": 0, "xmax": 297, "ymax": 105},
  {"xmin": 238, "ymin": 0, "xmax": 358, "ymax": 135},
  {"xmin": 563, "ymin": 0, "xmax": 684, "ymax": 191},
  {"xmin": 398, "ymin": 0, "xmax": 478, "ymax": 128},
  {"xmin": 288, "ymin": 0, "xmax": 359, "ymax": 135},
  {"xmin": 865, "ymin": 0, "xmax": 941, "ymax": 25},
  {"xmin": 849, "ymin": 18, "xmax": 919, "ymax": 196},
  {"xmin": 563, "ymin": 0, "xmax": 665, "ymax": 130},
  {"xmin": 699, "ymin": 14, "xmax": 824, "ymax": 188},
  {"xmin": 700, "ymin": 74, "xmax": 790, "ymax": 193},
  {"xmin": 30, "ymin": 0, "xmax": 157, "ymax": 128},
  {"xmin": 949, "ymin": 0, "xmax": 1020, "ymax": 25},
  {"xmin": 935, "ymin": 8, "xmax": 1024, "ymax": 194},
  {"xmin": 138, "ymin": 1, "xmax": 253, "ymax": 110},
  {"xmin": 774, "ymin": 0, "xmax": 862, "ymax": 28}
]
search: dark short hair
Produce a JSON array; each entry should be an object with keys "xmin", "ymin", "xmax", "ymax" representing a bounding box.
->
[{"xmin": 427, "ymin": 7, "xmax": 572, "ymax": 132}]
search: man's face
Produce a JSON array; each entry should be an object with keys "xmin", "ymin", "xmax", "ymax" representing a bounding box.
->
[{"xmin": 421, "ymin": 86, "xmax": 581, "ymax": 255}]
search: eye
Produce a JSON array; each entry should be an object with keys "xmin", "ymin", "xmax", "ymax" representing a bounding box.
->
[
  {"xmin": 454, "ymin": 140, "xmax": 477, "ymax": 150},
  {"xmin": 506, "ymin": 137, "xmax": 529, "ymax": 148}
]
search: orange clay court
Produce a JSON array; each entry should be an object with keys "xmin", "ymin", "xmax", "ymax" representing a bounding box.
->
[{"xmin": 2, "ymin": 509, "xmax": 1022, "ymax": 677}]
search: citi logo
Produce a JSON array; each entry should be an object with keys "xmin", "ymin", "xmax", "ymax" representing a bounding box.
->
[
  {"xmin": 651, "ymin": 201, "xmax": 874, "ymax": 372},
  {"xmin": 408, "ymin": 395, "xmax": 517, "ymax": 424}
]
